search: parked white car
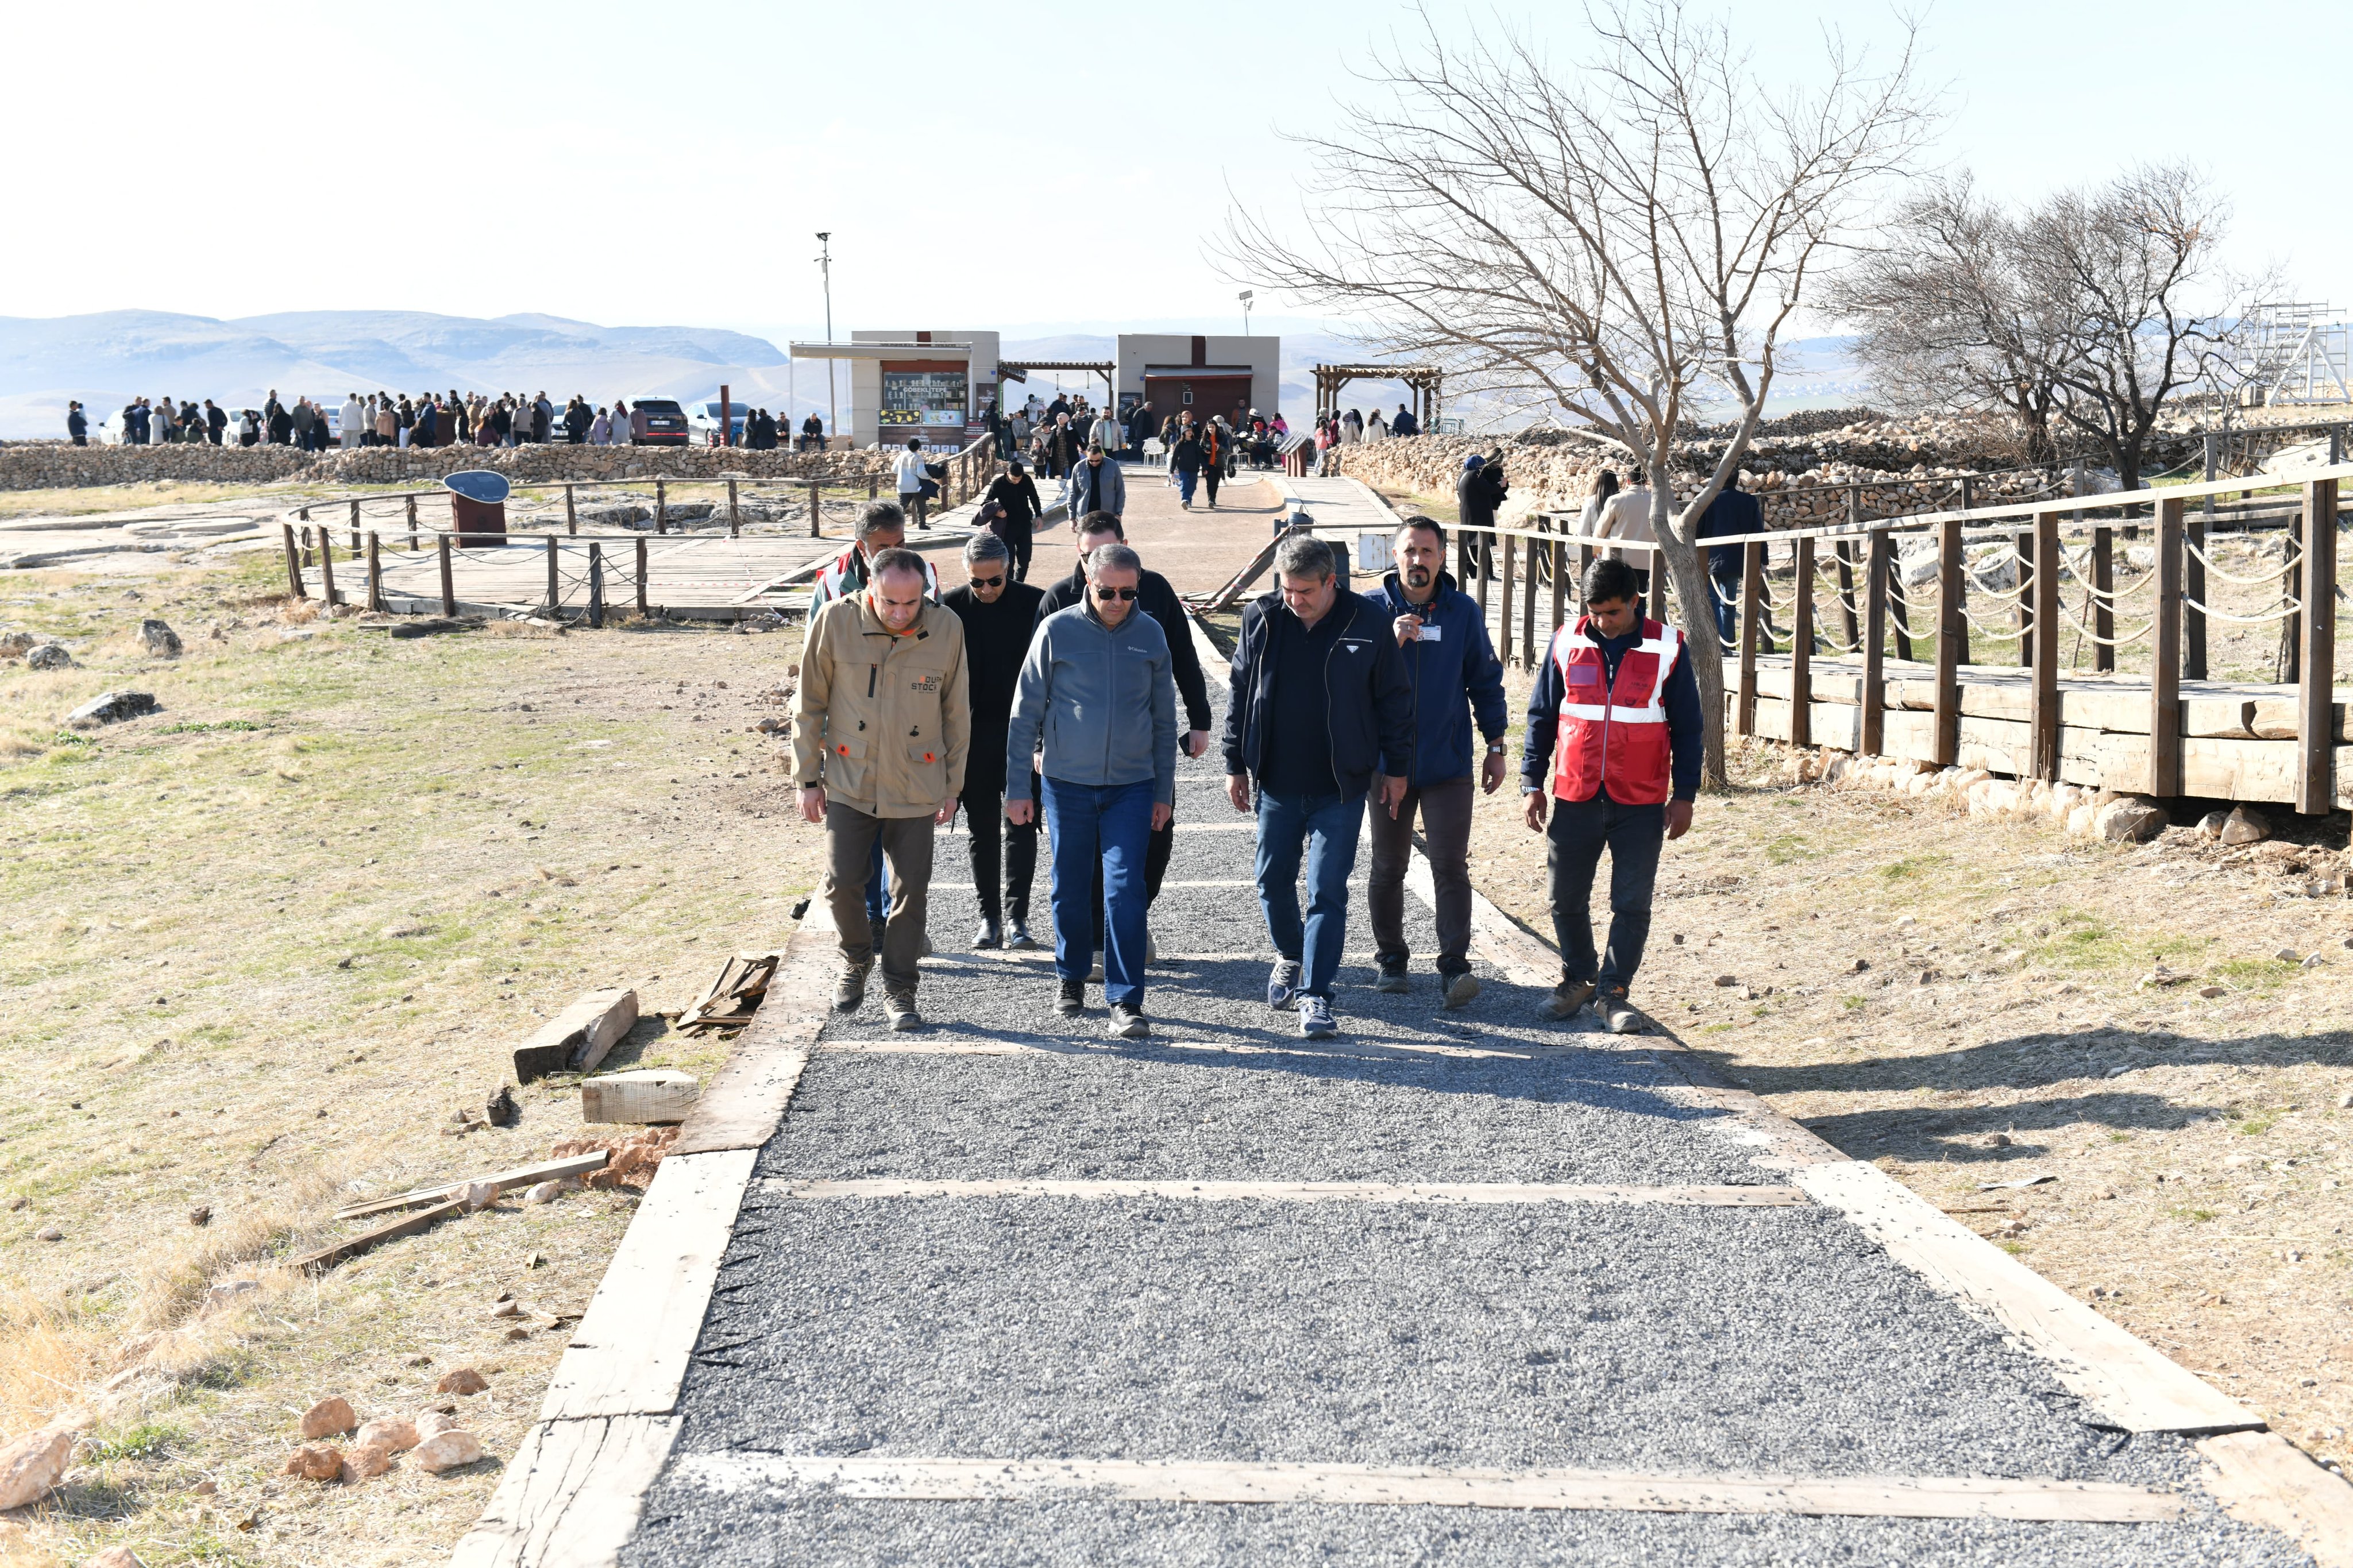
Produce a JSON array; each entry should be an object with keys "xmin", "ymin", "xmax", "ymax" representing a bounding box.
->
[{"xmin": 685, "ymin": 398, "xmax": 750, "ymax": 446}]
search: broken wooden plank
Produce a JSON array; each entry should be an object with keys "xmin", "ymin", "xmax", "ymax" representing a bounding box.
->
[
  {"xmin": 333, "ymin": 1152, "xmax": 611, "ymax": 1222},
  {"xmin": 582, "ymin": 1071, "xmax": 700, "ymax": 1127},
  {"xmin": 291, "ymin": 1197, "xmax": 466, "ymax": 1276},
  {"xmin": 452, "ymin": 1413, "xmax": 683, "ymax": 1568},
  {"xmin": 514, "ymin": 988, "xmax": 639, "ymax": 1083},
  {"xmin": 675, "ymin": 953, "xmax": 777, "ymax": 1033},
  {"xmin": 2198, "ymin": 1430, "xmax": 2353, "ymax": 1568}
]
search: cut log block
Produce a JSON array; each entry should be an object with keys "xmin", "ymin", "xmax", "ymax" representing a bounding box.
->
[
  {"xmin": 582, "ymin": 1070, "xmax": 701, "ymax": 1126},
  {"xmin": 513, "ymin": 988, "xmax": 639, "ymax": 1083}
]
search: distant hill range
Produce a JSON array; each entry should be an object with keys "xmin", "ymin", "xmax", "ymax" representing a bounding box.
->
[{"xmin": 0, "ymin": 308, "xmax": 1868, "ymax": 441}]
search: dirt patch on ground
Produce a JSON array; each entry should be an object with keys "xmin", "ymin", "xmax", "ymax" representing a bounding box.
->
[{"xmin": 0, "ymin": 553, "xmax": 826, "ymax": 1563}]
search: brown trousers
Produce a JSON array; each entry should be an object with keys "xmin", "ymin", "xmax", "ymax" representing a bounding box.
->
[{"xmin": 824, "ymin": 803, "xmax": 935, "ymax": 994}]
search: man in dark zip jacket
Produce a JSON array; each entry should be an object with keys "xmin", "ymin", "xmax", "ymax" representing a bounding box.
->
[
  {"xmin": 1367, "ymin": 517, "xmax": 1510, "ymax": 1006},
  {"xmin": 1222, "ymin": 533, "xmax": 1414, "ymax": 1038},
  {"xmin": 1038, "ymin": 511, "xmax": 1213, "ymax": 965}
]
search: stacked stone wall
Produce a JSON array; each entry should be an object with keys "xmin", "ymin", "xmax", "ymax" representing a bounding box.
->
[{"xmin": 0, "ymin": 441, "xmax": 898, "ymax": 492}]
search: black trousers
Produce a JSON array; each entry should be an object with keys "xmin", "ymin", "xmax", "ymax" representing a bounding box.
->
[
  {"xmin": 1202, "ymin": 465, "xmax": 1222, "ymax": 505},
  {"xmin": 1545, "ymin": 793, "xmax": 1664, "ymax": 992},
  {"xmin": 1089, "ymin": 810, "xmax": 1175, "ymax": 947},
  {"xmin": 1005, "ymin": 528, "xmax": 1033, "ymax": 582},
  {"xmin": 962, "ymin": 777, "xmax": 1040, "ymax": 924}
]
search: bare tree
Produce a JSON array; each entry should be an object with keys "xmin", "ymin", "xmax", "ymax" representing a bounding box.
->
[
  {"xmin": 1826, "ymin": 175, "xmax": 2070, "ymax": 464},
  {"xmin": 1220, "ymin": 2, "xmax": 1932, "ymax": 785}
]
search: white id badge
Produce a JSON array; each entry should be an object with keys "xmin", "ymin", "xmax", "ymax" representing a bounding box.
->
[{"xmin": 1417, "ymin": 624, "xmax": 1443, "ymax": 642}]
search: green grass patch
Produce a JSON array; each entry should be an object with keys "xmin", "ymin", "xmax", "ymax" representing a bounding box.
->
[
  {"xmin": 1764, "ymin": 833, "xmax": 1808, "ymax": 864},
  {"xmin": 2171, "ymin": 1206, "xmax": 2220, "ymax": 1223},
  {"xmin": 86, "ymin": 1419, "xmax": 183, "ymax": 1463},
  {"xmin": 1841, "ymin": 994, "xmax": 1868, "ymax": 1011},
  {"xmin": 160, "ymin": 720, "xmax": 265, "ymax": 735},
  {"xmin": 2238, "ymin": 1115, "xmax": 2276, "ymax": 1137},
  {"xmin": 1880, "ymin": 853, "xmax": 1943, "ymax": 880}
]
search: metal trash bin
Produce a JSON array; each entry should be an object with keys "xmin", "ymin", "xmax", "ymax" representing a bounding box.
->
[{"xmin": 445, "ymin": 470, "xmax": 510, "ymax": 544}]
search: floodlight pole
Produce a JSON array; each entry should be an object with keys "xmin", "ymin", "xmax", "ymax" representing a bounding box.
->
[
  {"xmin": 816, "ymin": 231, "xmax": 836, "ymax": 446},
  {"xmin": 1239, "ymin": 289, "xmax": 1253, "ymax": 335}
]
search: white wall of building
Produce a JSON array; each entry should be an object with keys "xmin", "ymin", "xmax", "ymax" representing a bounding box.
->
[{"xmin": 1114, "ymin": 334, "xmax": 1282, "ymax": 420}]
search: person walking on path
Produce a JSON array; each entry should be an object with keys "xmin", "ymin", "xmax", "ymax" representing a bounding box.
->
[
  {"xmin": 1368, "ymin": 517, "xmax": 1510, "ymax": 1007},
  {"xmin": 340, "ymin": 393, "xmax": 365, "ymax": 449},
  {"xmin": 1170, "ymin": 422, "xmax": 1205, "ymax": 509},
  {"xmin": 1456, "ymin": 450, "xmax": 1506, "ymax": 576},
  {"xmin": 1067, "ymin": 439, "xmax": 1125, "ymax": 523},
  {"xmin": 794, "ymin": 547, "xmax": 969, "ymax": 1032},
  {"xmin": 980, "ymin": 458, "xmax": 1043, "ymax": 582},
  {"xmin": 1006, "ymin": 541, "xmax": 1177, "ymax": 1040},
  {"xmin": 1036, "ymin": 512, "xmax": 1214, "ymax": 966},
  {"xmin": 1520, "ymin": 556, "xmax": 1702, "ymax": 1035},
  {"xmin": 1696, "ymin": 468, "xmax": 1760, "ymax": 648},
  {"xmin": 1594, "ymin": 464, "xmax": 1658, "ymax": 603},
  {"xmin": 943, "ymin": 532, "xmax": 1047, "ymax": 952},
  {"xmin": 205, "ymin": 399, "xmax": 226, "ymax": 445},
  {"xmin": 1199, "ymin": 419, "xmax": 1227, "ymax": 510},
  {"xmin": 893, "ymin": 437, "xmax": 931, "ymax": 529},
  {"xmin": 1391, "ymin": 402, "xmax": 1418, "ymax": 438},
  {"xmin": 1088, "ymin": 404, "xmax": 1123, "ymax": 458},
  {"xmin": 1042, "ymin": 412, "xmax": 1081, "ymax": 478},
  {"xmin": 65, "ymin": 401, "xmax": 86, "ymax": 446},
  {"xmin": 1222, "ymin": 533, "xmax": 1414, "ymax": 1038}
]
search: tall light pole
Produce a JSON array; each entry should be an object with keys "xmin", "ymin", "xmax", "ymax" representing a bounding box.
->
[
  {"xmin": 815, "ymin": 231, "xmax": 836, "ymax": 445},
  {"xmin": 1239, "ymin": 289, "xmax": 1254, "ymax": 335}
]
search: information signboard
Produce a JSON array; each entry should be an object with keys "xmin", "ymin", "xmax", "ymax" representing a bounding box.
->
[{"xmin": 880, "ymin": 369, "xmax": 968, "ymax": 428}]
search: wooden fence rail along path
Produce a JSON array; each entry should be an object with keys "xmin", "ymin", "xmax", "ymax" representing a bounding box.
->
[{"xmin": 1293, "ymin": 464, "xmax": 2353, "ymax": 815}]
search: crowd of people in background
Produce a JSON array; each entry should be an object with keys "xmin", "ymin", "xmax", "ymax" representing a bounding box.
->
[
  {"xmin": 75, "ymin": 390, "xmax": 681, "ymax": 450},
  {"xmin": 1313, "ymin": 403, "xmax": 1419, "ymax": 474}
]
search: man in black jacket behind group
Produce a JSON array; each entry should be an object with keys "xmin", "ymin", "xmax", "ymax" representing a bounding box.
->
[
  {"xmin": 945, "ymin": 532, "xmax": 1047, "ymax": 950},
  {"xmin": 1035, "ymin": 510, "xmax": 1212, "ymax": 963}
]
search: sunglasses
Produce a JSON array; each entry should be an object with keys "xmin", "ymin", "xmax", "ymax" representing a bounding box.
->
[
  {"xmin": 1093, "ymin": 586, "xmax": 1139, "ymax": 601},
  {"xmin": 967, "ymin": 574, "xmax": 1005, "ymax": 588}
]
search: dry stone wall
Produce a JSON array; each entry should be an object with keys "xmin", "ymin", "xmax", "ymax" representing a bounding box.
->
[{"xmin": 0, "ymin": 441, "xmax": 897, "ymax": 492}]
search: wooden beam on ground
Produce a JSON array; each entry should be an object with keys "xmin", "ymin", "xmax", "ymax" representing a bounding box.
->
[
  {"xmin": 2198, "ymin": 1430, "xmax": 2353, "ymax": 1568},
  {"xmin": 453, "ymin": 1414, "xmax": 681, "ymax": 1568},
  {"xmin": 663, "ymin": 1453, "xmax": 2182, "ymax": 1524},
  {"xmin": 582, "ymin": 1070, "xmax": 700, "ymax": 1126},
  {"xmin": 773, "ymin": 1178, "xmax": 1806, "ymax": 1207},
  {"xmin": 333, "ymin": 1152, "xmax": 611, "ymax": 1222},
  {"xmin": 289, "ymin": 1197, "xmax": 465, "ymax": 1276},
  {"xmin": 2299, "ymin": 477, "xmax": 2337, "ymax": 814},
  {"xmin": 512, "ymin": 988, "xmax": 639, "ymax": 1083}
]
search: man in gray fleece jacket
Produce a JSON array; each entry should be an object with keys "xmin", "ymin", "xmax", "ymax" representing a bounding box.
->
[{"xmin": 1005, "ymin": 542, "xmax": 1177, "ymax": 1038}]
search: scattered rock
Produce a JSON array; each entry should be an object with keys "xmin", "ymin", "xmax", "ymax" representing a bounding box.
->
[
  {"xmin": 138, "ymin": 619, "xmax": 183, "ymax": 658},
  {"xmin": 355, "ymin": 1418, "xmax": 419, "ymax": 1453},
  {"xmin": 403, "ymin": 1353, "xmax": 433, "ymax": 1367},
  {"xmin": 190, "ymin": 1479, "xmax": 215, "ymax": 1496},
  {"xmin": 523, "ymin": 1179, "xmax": 570, "ymax": 1204},
  {"xmin": 1986, "ymin": 1133, "xmax": 2011, "ymax": 1148},
  {"xmin": 504, "ymin": 1326, "xmax": 531, "ymax": 1341},
  {"xmin": 2304, "ymin": 953, "xmax": 2326, "ymax": 971},
  {"xmin": 281, "ymin": 1445, "xmax": 343, "ymax": 1482},
  {"xmin": 2138, "ymin": 965, "xmax": 2191, "ymax": 990},
  {"xmin": 65, "ymin": 690, "xmax": 159, "ymax": 728},
  {"xmin": 485, "ymin": 1085, "xmax": 519, "ymax": 1129},
  {"xmin": 206, "ymin": 1280, "xmax": 258, "ymax": 1307},
  {"xmin": 414, "ymin": 1430, "xmax": 484, "ymax": 1473},
  {"xmin": 2197, "ymin": 810, "xmax": 2230, "ymax": 839},
  {"xmin": 340, "ymin": 1443, "xmax": 393, "ymax": 1482},
  {"xmin": 434, "ymin": 1367, "xmax": 488, "ymax": 1396},
  {"xmin": 1712, "ymin": 974, "xmax": 1739, "ymax": 987},
  {"xmin": 2199, "ymin": 984, "xmax": 2229, "ymax": 998},
  {"xmin": 459, "ymin": 1180, "xmax": 499, "ymax": 1211},
  {"xmin": 34, "ymin": 1227, "xmax": 61, "ymax": 1242},
  {"xmin": 491, "ymin": 1300, "xmax": 524, "ymax": 1319},
  {"xmin": 187, "ymin": 1204, "xmax": 211, "ymax": 1227},
  {"xmin": 2274, "ymin": 948, "xmax": 2303, "ymax": 964},
  {"xmin": 2219, "ymin": 806, "xmax": 2270, "ymax": 847},
  {"xmin": 86, "ymin": 1549, "xmax": 146, "ymax": 1568},
  {"xmin": 3, "ymin": 1196, "xmax": 21, "ymax": 1211},
  {"xmin": 0, "ymin": 1426, "xmax": 75, "ymax": 1509},
  {"xmin": 2094, "ymin": 798, "xmax": 2167, "ymax": 844},
  {"xmin": 26, "ymin": 643, "xmax": 74, "ymax": 670},
  {"xmin": 0, "ymin": 630, "xmax": 35, "ymax": 659},
  {"xmin": 300, "ymin": 1396, "xmax": 356, "ymax": 1440},
  {"xmin": 415, "ymin": 1411, "xmax": 458, "ymax": 1440}
]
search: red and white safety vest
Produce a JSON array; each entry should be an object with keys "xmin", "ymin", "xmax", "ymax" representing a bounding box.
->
[
  {"xmin": 809, "ymin": 543, "xmax": 938, "ymax": 609},
  {"xmin": 1547, "ymin": 615, "xmax": 1683, "ymax": 805}
]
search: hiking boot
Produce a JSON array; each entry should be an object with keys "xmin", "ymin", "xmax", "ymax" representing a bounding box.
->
[
  {"xmin": 1599, "ymin": 987, "xmax": 1645, "ymax": 1035},
  {"xmin": 1006, "ymin": 919, "xmax": 1037, "ymax": 950},
  {"xmin": 1297, "ymin": 994, "xmax": 1337, "ymax": 1038},
  {"xmin": 1374, "ymin": 960, "xmax": 1410, "ymax": 994},
  {"xmin": 1087, "ymin": 954, "xmax": 1105, "ymax": 983},
  {"xmin": 883, "ymin": 990, "xmax": 922, "ymax": 1032},
  {"xmin": 972, "ymin": 918, "xmax": 1002, "ymax": 952},
  {"xmin": 832, "ymin": 960, "xmax": 873, "ymax": 1014},
  {"xmin": 1442, "ymin": 971, "xmax": 1483, "ymax": 1010},
  {"xmin": 1056, "ymin": 978, "xmax": 1087, "ymax": 1018},
  {"xmin": 1542, "ymin": 979, "xmax": 1596, "ymax": 1019},
  {"xmin": 1267, "ymin": 959, "xmax": 1303, "ymax": 1009},
  {"xmin": 1108, "ymin": 1002, "xmax": 1150, "ymax": 1040}
]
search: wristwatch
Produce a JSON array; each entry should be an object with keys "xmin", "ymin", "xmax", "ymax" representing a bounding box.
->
[{"xmin": 1486, "ymin": 742, "xmax": 1508, "ymax": 755}]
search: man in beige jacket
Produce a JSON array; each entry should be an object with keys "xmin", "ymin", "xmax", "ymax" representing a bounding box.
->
[{"xmin": 793, "ymin": 548, "xmax": 970, "ymax": 1029}]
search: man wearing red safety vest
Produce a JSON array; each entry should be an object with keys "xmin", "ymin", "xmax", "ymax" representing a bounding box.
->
[{"xmin": 1521, "ymin": 557, "xmax": 1704, "ymax": 1034}]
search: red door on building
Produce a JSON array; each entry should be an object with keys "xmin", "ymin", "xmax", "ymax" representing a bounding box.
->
[{"xmin": 1143, "ymin": 372, "xmax": 1253, "ymax": 429}]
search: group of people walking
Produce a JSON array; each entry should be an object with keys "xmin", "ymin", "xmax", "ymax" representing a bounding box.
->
[
  {"xmin": 790, "ymin": 499, "xmax": 1702, "ymax": 1040},
  {"xmin": 1312, "ymin": 403, "xmax": 1419, "ymax": 474},
  {"xmin": 76, "ymin": 389, "xmax": 662, "ymax": 449}
]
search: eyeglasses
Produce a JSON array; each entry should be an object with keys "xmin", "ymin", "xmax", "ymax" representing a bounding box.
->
[
  {"xmin": 1093, "ymin": 586, "xmax": 1139, "ymax": 601},
  {"xmin": 966, "ymin": 574, "xmax": 1004, "ymax": 589}
]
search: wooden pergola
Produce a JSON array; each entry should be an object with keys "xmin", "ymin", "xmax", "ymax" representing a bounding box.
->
[
  {"xmin": 996, "ymin": 360, "xmax": 1114, "ymax": 410},
  {"xmin": 1314, "ymin": 364, "xmax": 1443, "ymax": 430}
]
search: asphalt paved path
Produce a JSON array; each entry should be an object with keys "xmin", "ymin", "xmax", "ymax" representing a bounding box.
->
[{"xmin": 621, "ymin": 682, "xmax": 2310, "ymax": 1566}]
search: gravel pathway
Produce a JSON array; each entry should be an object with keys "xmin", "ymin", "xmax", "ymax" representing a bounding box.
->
[{"xmin": 623, "ymin": 683, "xmax": 2311, "ymax": 1566}]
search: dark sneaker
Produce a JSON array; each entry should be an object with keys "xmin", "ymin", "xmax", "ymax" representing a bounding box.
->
[
  {"xmin": 1442, "ymin": 971, "xmax": 1483, "ymax": 1010},
  {"xmin": 1600, "ymin": 988, "xmax": 1645, "ymax": 1035},
  {"xmin": 833, "ymin": 961, "xmax": 873, "ymax": 1014},
  {"xmin": 1056, "ymin": 978, "xmax": 1087, "ymax": 1018},
  {"xmin": 1087, "ymin": 954, "xmax": 1105, "ymax": 982},
  {"xmin": 1374, "ymin": 961, "xmax": 1410, "ymax": 994},
  {"xmin": 884, "ymin": 991, "xmax": 921, "ymax": 1032},
  {"xmin": 1108, "ymin": 1002, "xmax": 1149, "ymax": 1040},
  {"xmin": 1006, "ymin": 919, "xmax": 1037, "ymax": 950},
  {"xmin": 1268, "ymin": 959, "xmax": 1303, "ymax": 1009},
  {"xmin": 1543, "ymin": 979, "xmax": 1596, "ymax": 1019},
  {"xmin": 1297, "ymin": 995, "xmax": 1337, "ymax": 1037},
  {"xmin": 972, "ymin": 919, "xmax": 1002, "ymax": 952}
]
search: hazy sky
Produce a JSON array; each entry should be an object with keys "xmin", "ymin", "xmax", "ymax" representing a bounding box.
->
[{"xmin": 9, "ymin": 0, "xmax": 2347, "ymax": 340}]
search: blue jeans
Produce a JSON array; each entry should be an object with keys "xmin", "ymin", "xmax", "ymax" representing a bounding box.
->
[
  {"xmin": 1042, "ymin": 775, "xmax": 1156, "ymax": 1006},
  {"xmin": 865, "ymin": 839, "xmax": 888, "ymax": 929},
  {"xmin": 1252, "ymin": 790, "xmax": 1366, "ymax": 999},
  {"xmin": 1176, "ymin": 468, "xmax": 1198, "ymax": 504}
]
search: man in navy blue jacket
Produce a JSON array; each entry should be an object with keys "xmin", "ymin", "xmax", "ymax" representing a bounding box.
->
[
  {"xmin": 1222, "ymin": 533, "xmax": 1414, "ymax": 1038},
  {"xmin": 1522, "ymin": 556, "xmax": 1703, "ymax": 1034},
  {"xmin": 1367, "ymin": 517, "xmax": 1510, "ymax": 1006}
]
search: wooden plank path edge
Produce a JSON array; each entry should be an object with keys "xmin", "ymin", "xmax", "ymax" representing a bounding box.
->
[
  {"xmin": 450, "ymin": 913, "xmax": 832, "ymax": 1567},
  {"xmin": 664, "ymin": 1453, "xmax": 2180, "ymax": 1524}
]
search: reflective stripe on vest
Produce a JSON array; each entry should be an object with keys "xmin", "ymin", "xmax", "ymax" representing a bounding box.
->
[{"xmin": 1548, "ymin": 616, "xmax": 1682, "ymax": 805}]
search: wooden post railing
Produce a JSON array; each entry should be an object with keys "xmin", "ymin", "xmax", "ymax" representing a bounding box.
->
[
  {"xmin": 2185, "ymin": 503, "xmax": 2208, "ymax": 681},
  {"xmin": 281, "ymin": 523, "xmax": 304, "ymax": 598},
  {"xmin": 1934, "ymin": 517, "xmax": 1962, "ymax": 766},
  {"xmin": 1790, "ymin": 535, "xmax": 1815, "ymax": 748},
  {"xmin": 317, "ymin": 526, "xmax": 338, "ymax": 607},
  {"xmin": 1499, "ymin": 535, "xmax": 1517, "ymax": 666},
  {"xmin": 1861, "ymin": 530, "xmax": 1889, "ymax": 755},
  {"xmin": 2091, "ymin": 523, "xmax": 2115, "ymax": 673},
  {"xmin": 2297, "ymin": 476, "xmax": 2337, "ymax": 814},
  {"xmin": 728, "ymin": 479, "xmax": 741, "ymax": 538},
  {"xmin": 437, "ymin": 536, "xmax": 456, "ymax": 617},
  {"xmin": 635, "ymin": 537, "xmax": 650, "ymax": 617},
  {"xmin": 655, "ymin": 480, "xmax": 668, "ymax": 535},
  {"xmin": 1736, "ymin": 540, "xmax": 1762, "ymax": 737},
  {"xmin": 365, "ymin": 530, "xmax": 384, "ymax": 612},
  {"xmin": 405, "ymin": 493, "xmax": 419, "ymax": 551},
  {"xmin": 2030, "ymin": 509, "xmax": 2062, "ymax": 779},
  {"xmin": 1521, "ymin": 525, "xmax": 1540, "ymax": 666},
  {"xmin": 2150, "ymin": 495, "xmax": 2183, "ymax": 797},
  {"xmin": 545, "ymin": 536, "xmax": 560, "ymax": 617},
  {"xmin": 588, "ymin": 543, "xmax": 605, "ymax": 630},
  {"xmin": 565, "ymin": 484, "xmax": 577, "ymax": 535}
]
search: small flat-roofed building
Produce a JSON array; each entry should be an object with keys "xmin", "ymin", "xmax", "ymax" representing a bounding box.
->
[
  {"xmin": 788, "ymin": 329, "xmax": 1001, "ymax": 450},
  {"xmin": 1116, "ymin": 334, "xmax": 1281, "ymax": 433}
]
